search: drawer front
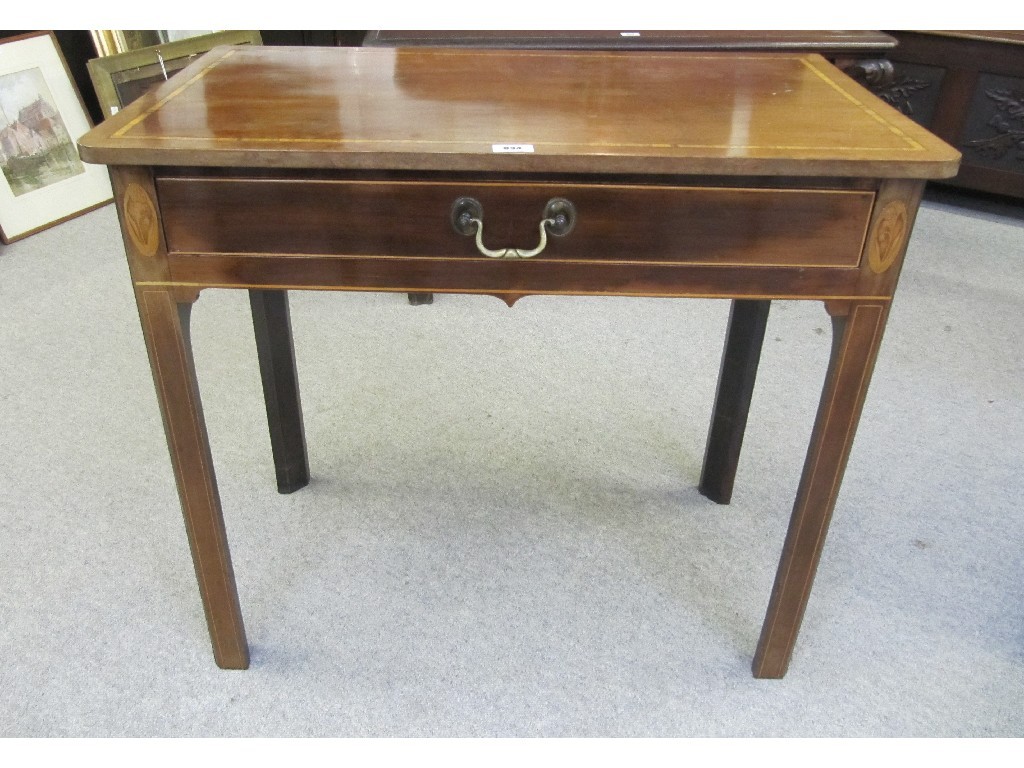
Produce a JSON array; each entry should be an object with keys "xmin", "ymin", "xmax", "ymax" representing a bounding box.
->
[{"xmin": 157, "ymin": 178, "xmax": 873, "ymax": 268}]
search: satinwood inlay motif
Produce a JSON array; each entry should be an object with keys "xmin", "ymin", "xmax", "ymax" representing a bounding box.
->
[
  {"xmin": 867, "ymin": 200, "xmax": 908, "ymax": 274},
  {"xmin": 123, "ymin": 182, "xmax": 160, "ymax": 257}
]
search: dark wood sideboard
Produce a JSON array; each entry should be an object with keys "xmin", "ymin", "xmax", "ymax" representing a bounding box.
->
[
  {"xmin": 364, "ymin": 30, "xmax": 898, "ymax": 86},
  {"xmin": 883, "ymin": 31, "xmax": 1024, "ymax": 200}
]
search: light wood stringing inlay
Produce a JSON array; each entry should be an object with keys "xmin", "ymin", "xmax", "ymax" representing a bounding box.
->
[{"xmin": 108, "ymin": 50, "xmax": 924, "ymax": 153}]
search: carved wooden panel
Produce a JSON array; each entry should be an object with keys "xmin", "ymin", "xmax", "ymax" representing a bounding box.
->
[
  {"xmin": 961, "ymin": 73, "xmax": 1024, "ymax": 173},
  {"xmin": 880, "ymin": 61, "xmax": 945, "ymax": 126},
  {"xmin": 885, "ymin": 31, "xmax": 1024, "ymax": 198}
]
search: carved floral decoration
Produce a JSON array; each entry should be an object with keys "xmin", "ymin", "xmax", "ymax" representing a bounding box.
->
[
  {"xmin": 966, "ymin": 88, "xmax": 1024, "ymax": 162},
  {"xmin": 876, "ymin": 76, "xmax": 931, "ymax": 116}
]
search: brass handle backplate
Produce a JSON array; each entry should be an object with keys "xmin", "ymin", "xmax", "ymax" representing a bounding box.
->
[{"xmin": 451, "ymin": 197, "xmax": 576, "ymax": 259}]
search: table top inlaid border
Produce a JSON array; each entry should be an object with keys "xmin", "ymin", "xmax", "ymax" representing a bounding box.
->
[{"xmin": 108, "ymin": 48, "xmax": 927, "ymax": 155}]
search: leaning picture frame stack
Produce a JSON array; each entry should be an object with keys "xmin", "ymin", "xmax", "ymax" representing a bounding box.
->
[
  {"xmin": 90, "ymin": 30, "xmax": 218, "ymax": 58},
  {"xmin": 0, "ymin": 31, "xmax": 112, "ymax": 243},
  {"xmin": 87, "ymin": 31, "xmax": 263, "ymax": 120}
]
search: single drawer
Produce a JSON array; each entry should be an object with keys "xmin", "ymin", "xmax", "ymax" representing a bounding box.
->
[{"xmin": 157, "ymin": 177, "xmax": 874, "ymax": 268}]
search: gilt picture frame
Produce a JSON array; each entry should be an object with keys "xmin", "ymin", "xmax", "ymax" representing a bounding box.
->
[
  {"xmin": 87, "ymin": 31, "xmax": 263, "ymax": 119},
  {"xmin": 90, "ymin": 30, "xmax": 220, "ymax": 58},
  {"xmin": 0, "ymin": 31, "xmax": 112, "ymax": 244}
]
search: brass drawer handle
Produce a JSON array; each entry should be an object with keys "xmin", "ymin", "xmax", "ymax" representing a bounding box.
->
[{"xmin": 451, "ymin": 197, "xmax": 576, "ymax": 258}]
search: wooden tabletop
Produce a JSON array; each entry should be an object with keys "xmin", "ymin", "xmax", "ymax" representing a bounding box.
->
[{"xmin": 78, "ymin": 45, "xmax": 959, "ymax": 178}]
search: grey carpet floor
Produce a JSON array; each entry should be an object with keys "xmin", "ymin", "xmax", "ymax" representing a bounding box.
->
[{"xmin": 0, "ymin": 188, "xmax": 1021, "ymax": 736}]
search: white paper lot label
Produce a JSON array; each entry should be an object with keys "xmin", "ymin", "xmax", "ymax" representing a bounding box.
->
[{"xmin": 492, "ymin": 144, "xmax": 535, "ymax": 153}]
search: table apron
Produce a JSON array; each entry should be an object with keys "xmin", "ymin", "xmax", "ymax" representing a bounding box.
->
[{"xmin": 153, "ymin": 252, "xmax": 878, "ymax": 302}]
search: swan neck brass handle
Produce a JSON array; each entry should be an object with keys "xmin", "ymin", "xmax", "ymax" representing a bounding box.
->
[{"xmin": 451, "ymin": 197, "xmax": 576, "ymax": 259}]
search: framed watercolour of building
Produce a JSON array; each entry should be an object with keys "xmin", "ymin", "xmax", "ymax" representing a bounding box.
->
[{"xmin": 0, "ymin": 31, "xmax": 112, "ymax": 243}]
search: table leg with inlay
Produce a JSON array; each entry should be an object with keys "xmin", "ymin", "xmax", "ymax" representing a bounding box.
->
[
  {"xmin": 752, "ymin": 300, "xmax": 889, "ymax": 678},
  {"xmin": 112, "ymin": 167, "xmax": 250, "ymax": 669},
  {"xmin": 137, "ymin": 289, "xmax": 251, "ymax": 669}
]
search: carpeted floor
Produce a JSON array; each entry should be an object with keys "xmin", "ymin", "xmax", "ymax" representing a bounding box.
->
[{"xmin": 0, "ymin": 186, "xmax": 1021, "ymax": 736}]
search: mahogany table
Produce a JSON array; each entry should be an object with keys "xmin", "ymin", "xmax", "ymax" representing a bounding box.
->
[{"xmin": 78, "ymin": 45, "xmax": 959, "ymax": 678}]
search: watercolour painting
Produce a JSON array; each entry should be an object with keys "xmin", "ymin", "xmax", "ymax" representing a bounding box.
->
[{"xmin": 0, "ymin": 32, "xmax": 111, "ymax": 243}]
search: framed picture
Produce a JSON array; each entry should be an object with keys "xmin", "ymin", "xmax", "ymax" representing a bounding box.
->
[
  {"xmin": 90, "ymin": 30, "xmax": 220, "ymax": 58},
  {"xmin": 87, "ymin": 31, "xmax": 262, "ymax": 119},
  {"xmin": 0, "ymin": 31, "xmax": 112, "ymax": 244}
]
